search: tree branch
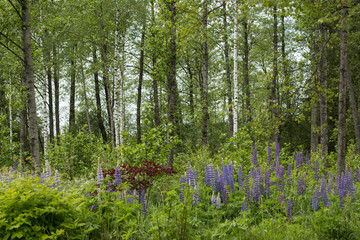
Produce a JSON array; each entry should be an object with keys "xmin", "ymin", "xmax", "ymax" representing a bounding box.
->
[
  {"xmin": 7, "ymin": 0, "xmax": 22, "ymax": 20},
  {"xmin": 0, "ymin": 31, "xmax": 23, "ymax": 50},
  {"xmin": 0, "ymin": 41, "xmax": 24, "ymax": 62}
]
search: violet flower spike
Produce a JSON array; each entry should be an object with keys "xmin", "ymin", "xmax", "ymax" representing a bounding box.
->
[{"xmin": 115, "ymin": 166, "xmax": 122, "ymax": 185}]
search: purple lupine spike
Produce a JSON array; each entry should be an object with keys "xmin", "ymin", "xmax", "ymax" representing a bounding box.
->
[
  {"xmin": 139, "ymin": 187, "xmax": 147, "ymax": 213},
  {"xmin": 305, "ymin": 152, "xmax": 310, "ymax": 167},
  {"xmin": 45, "ymin": 160, "xmax": 51, "ymax": 178},
  {"xmin": 250, "ymin": 167, "xmax": 255, "ymax": 180},
  {"xmin": 312, "ymin": 186, "xmax": 319, "ymax": 211},
  {"xmin": 215, "ymin": 170, "xmax": 221, "ymax": 192},
  {"xmin": 287, "ymin": 198, "xmax": 292, "ymax": 218},
  {"xmin": 348, "ymin": 168, "xmax": 356, "ymax": 196},
  {"xmin": 268, "ymin": 146, "xmax": 272, "ymax": 165},
  {"xmin": 40, "ymin": 173, "xmax": 46, "ymax": 184},
  {"xmin": 355, "ymin": 167, "xmax": 360, "ymax": 182},
  {"xmin": 264, "ymin": 168, "xmax": 270, "ymax": 197},
  {"xmin": 258, "ymin": 168, "xmax": 264, "ymax": 196},
  {"xmin": 192, "ymin": 186, "xmax": 199, "ymax": 205},
  {"xmin": 228, "ymin": 164, "xmax": 235, "ymax": 190},
  {"xmin": 327, "ymin": 173, "xmax": 333, "ymax": 195},
  {"xmin": 280, "ymin": 193, "xmax": 285, "ymax": 203},
  {"xmin": 179, "ymin": 175, "xmax": 186, "ymax": 203},
  {"xmin": 241, "ymin": 198, "xmax": 248, "ymax": 212},
  {"xmin": 127, "ymin": 190, "xmax": 135, "ymax": 203},
  {"xmin": 211, "ymin": 191, "xmax": 216, "ymax": 206},
  {"xmin": 13, "ymin": 159, "xmax": 17, "ymax": 171},
  {"xmin": 107, "ymin": 179, "xmax": 114, "ymax": 192},
  {"xmin": 244, "ymin": 174, "xmax": 250, "ymax": 200},
  {"xmin": 297, "ymin": 175, "xmax": 303, "ymax": 196},
  {"xmin": 115, "ymin": 166, "xmax": 122, "ymax": 185},
  {"xmin": 186, "ymin": 164, "xmax": 192, "ymax": 185},
  {"xmin": 253, "ymin": 173, "xmax": 261, "ymax": 203},
  {"xmin": 216, "ymin": 192, "xmax": 221, "ymax": 209},
  {"xmin": 209, "ymin": 165, "xmax": 215, "ymax": 187},
  {"xmin": 321, "ymin": 175, "xmax": 330, "ymax": 207},
  {"xmin": 252, "ymin": 142, "xmax": 258, "ymax": 166},
  {"xmin": 192, "ymin": 170, "xmax": 198, "ymax": 187},
  {"xmin": 314, "ymin": 159, "xmax": 319, "ymax": 181},
  {"xmin": 222, "ymin": 185, "xmax": 229, "ymax": 204},
  {"xmin": 97, "ymin": 161, "xmax": 104, "ymax": 185},
  {"xmin": 334, "ymin": 174, "xmax": 340, "ymax": 195},
  {"xmin": 275, "ymin": 142, "xmax": 280, "ymax": 163},
  {"xmin": 339, "ymin": 172, "xmax": 346, "ymax": 208},
  {"xmin": 238, "ymin": 166, "xmax": 243, "ymax": 189},
  {"xmin": 277, "ymin": 165, "xmax": 285, "ymax": 191},
  {"xmin": 287, "ymin": 161, "xmax": 292, "ymax": 187}
]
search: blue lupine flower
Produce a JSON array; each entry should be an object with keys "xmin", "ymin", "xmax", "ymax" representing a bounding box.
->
[
  {"xmin": 253, "ymin": 173, "xmax": 261, "ymax": 203},
  {"xmin": 321, "ymin": 175, "xmax": 330, "ymax": 207},
  {"xmin": 314, "ymin": 159, "xmax": 319, "ymax": 181},
  {"xmin": 238, "ymin": 166, "xmax": 243, "ymax": 189},
  {"xmin": 268, "ymin": 146, "xmax": 272, "ymax": 165},
  {"xmin": 280, "ymin": 193, "xmax": 285, "ymax": 203},
  {"xmin": 252, "ymin": 142, "xmax": 258, "ymax": 166},
  {"xmin": 275, "ymin": 142, "xmax": 280, "ymax": 163},
  {"xmin": 139, "ymin": 187, "xmax": 147, "ymax": 213},
  {"xmin": 312, "ymin": 187, "xmax": 319, "ymax": 211},
  {"xmin": 264, "ymin": 168, "xmax": 270, "ymax": 197},
  {"xmin": 179, "ymin": 175, "xmax": 186, "ymax": 203},
  {"xmin": 244, "ymin": 175, "xmax": 250, "ymax": 200},
  {"xmin": 97, "ymin": 161, "xmax": 104, "ymax": 185},
  {"xmin": 297, "ymin": 175, "xmax": 303, "ymax": 196},
  {"xmin": 222, "ymin": 185, "xmax": 229, "ymax": 204},
  {"xmin": 241, "ymin": 198, "xmax": 248, "ymax": 212},
  {"xmin": 276, "ymin": 165, "xmax": 285, "ymax": 191},
  {"xmin": 45, "ymin": 160, "xmax": 51, "ymax": 178},
  {"xmin": 327, "ymin": 173, "xmax": 333, "ymax": 195},
  {"xmin": 211, "ymin": 191, "xmax": 216, "ymax": 206},
  {"xmin": 13, "ymin": 159, "xmax": 17, "ymax": 171},
  {"xmin": 216, "ymin": 192, "xmax": 221, "ymax": 209},
  {"xmin": 287, "ymin": 198, "xmax": 292, "ymax": 218},
  {"xmin": 115, "ymin": 166, "xmax": 122, "ymax": 185},
  {"xmin": 339, "ymin": 172, "xmax": 346, "ymax": 208},
  {"xmin": 288, "ymin": 161, "xmax": 292, "ymax": 187},
  {"xmin": 305, "ymin": 152, "xmax": 310, "ymax": 167},
  {"xmin": 355, "ymin": 167, "xmax": 360, "ymax": 182}
]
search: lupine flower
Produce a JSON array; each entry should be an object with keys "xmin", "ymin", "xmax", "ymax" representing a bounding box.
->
[
  {"xmin": 179, "ymin": 175, "xmax": 186, "ymax": 203},
  {"xmin": 287, "ymin": 161, "xmax": 292, "ymax": 187},
  {"xmin": 347, "ymin": 169, "xmax": 356, "ymax": 197},
  {"xmin": 321, "ymin": 175, "xmax": 330, "ymax": 207},
  {"xmin": 45, "ymin": 160, "xmax": 51, "ymax": 178},
  {"xmin": 222, "ymin": 185, "xmax": 229, "ymax": 204},
  {"xmin": 355, "ymin": 167, "xmax": 360, "ymax": 182},
  {"xmin": 209, "ymin": 165, "xmax": 215, "ymax": 186},
  {"xmin": 276, "ymin": 165, "xmax": 285, "ymax": 191},
  {"xmin": 54, "ymin": 170, "xmax": 61, "ymax": 189},
  {"xmin": 228, "ymin": 164, "xmax": 235, "ymax": 190},
  {"xmin": 339, "ymin": 172, "xmax": 346, "ymax": 208},
  {"xmin": 268, "ymin": 146, "xmax": 272, "ymax": 165},
  {"xmin": 252, "ymin": 142, "xmax": 258, "ymax": 166},
  {"xmin": 312, "ymin": 187, "xmax": 319, "ymax": 211},
  {"xmin": 216, "ymin": 192, "xmax": 221, "ymax": 209},
  {"xmin": 275, "ymin": 142, "xmax": 280, "ymax": 163},
  {"xmin": 297, "ymin": 175, "xmax": 304, "ymax": 196},
  {"xmin": 327, "ymin": 173, "xmax": 333, "ymax": 195},
  {"xmin": 305, "ymin": 152, "xmax": 310, "ymax": 167},
  {"xmin": 205, "ymin": 165, "xmax": 211, "ymax": 187},
  {"xmin": 238, "ymin": 166, "xmax": 243, "ymax": 189},
  {"xmin": 253, "ymin": 173, "xmax": 261, "ymax": 203},
  {"xmin": 280, "ymin": 193, "xmax": 285, "ymax": 203},
  {"xmin": 264, "ymin": 168, "xmax": 270, "ymax": 197},
  {"xmin": 314, "ymin": 159, "xmax": 319, "ymax": 181},
  {"xmin": 241, "ymin": 198, "xmax": 248, "ymax": 212},
  {"xmin": 127, "ymin": 190, "xmax": 135, "ymax": 203},
  {"xmin": 40, "ymin": 173, "xmax": 46, "ymax": 184},
  {"xmin": 139, "ymin": 187, "xmax": 147, "ymax": 213},
  {"xmin": 13, "ymin": 159, "xmax": 17, "ymax": 171},
  {"xmin": 211, "ymin": 191, "xmax": 216, "ymax": 206},
  {"xmin": 90, "ymin": 204, "xmax": 98, "ymax": 212},
  {"xmin": 287, "ymin": 198, "xmax": 292, "ymax": 218},
  {"xmin": 244, "ymin": 175, "xmax": 250, "ymax": 200},
  {"xmin": 214, "ymin": 170, "xmax": 220, "ymax": 192},
  {"xmin": 97, "ymin": 161, "xmax": 104, "ymax": 185},
  {"xmin": 115, "ymin": 166, "xmax": 122, "ymax": 185}
]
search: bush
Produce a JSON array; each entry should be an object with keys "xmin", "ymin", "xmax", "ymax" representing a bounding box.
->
[{"xmin": 0, "ymin": 172, "xmax": 94, "ymax": 239}]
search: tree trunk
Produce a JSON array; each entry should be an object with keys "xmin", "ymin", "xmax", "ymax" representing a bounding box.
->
[
  {"xmin": 93, "ymin": 47, "xmax": 107, "ymax": 142},
  {"xmin": 337, "ymin": 0, "xmax": 348, "ymax": 175},
  {"xmin": 100, "ymin": 2, "xmax": 114, "ymax": 147},
  {"xmin": 319, "ymin": 23, "xmax": 328, "ymax": 160},
  {"xmin": 0, "ymin": 77, "xmax": 6, "ymax": 116},
  {"xmin": 113, "ymin": 3, "xmax": 120, "ymax": 147},
  {"xmin": 21, "ymin": 0, "xmax": 41, "ymax": 172},
  {"xmin": 167, "ymin": 0, "xmax": 177, "ymax": 168},
  {"xmin": 119, "ymin": 32, "xmax": 126, "ymax": 146},
  {"xmin": 223, "ymin": 0, "xmax": 233, "ymax": 137},
  {"xmin": 40, "ymin": 8, "xmax": 48, "ymax": 153},
  {"xmin": 9, "ymin": 73, "xmax": 13, "ymax": 143},
  {"xmin": 346, "ymin": 66, "xmax": 360, "ymax": 154},
  {"xmin": 53, "ymin": 46, "xmax": 60, "ymax": 138},
  {"xmin": 311, "ymin": 30, "xmax": 319, "ymax": 155},
  {"xmin": 48, "ymin": 64, "xmax": 54, "ymax": 142},
  {"xmin": 243, "ymin": 3, "xmax": 251, "ymax": 129},
  {"xmin": 151, "ymin": 0, "xmax": 160, "ymax": 127},
  {"xmin": 81, "ymin": 64, "xmax": 92, "ymax": 134},
  {"xmin": 69, "ymin": 45, "xmax": 76, "ymax": 134},
  {"xmin": 137, "ymin": 26, "xmax": 146, "ymax": 144},
  {"xmin": 281, "ymin": 13, "xmax": 290, "ymax": 111},
  {"xmin": 272, "ymin": 5, "xmax": 278, "ymax": 143},
  {"xmin": 201, "ymin": 0, "xmax": 209, "ymax": 147},
  {"xmin": 233, "ymin": 0, "xmax": 239, "ymax": 134}
]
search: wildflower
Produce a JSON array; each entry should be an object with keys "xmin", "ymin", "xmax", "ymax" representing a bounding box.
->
[
  {"xmin": 314, "ymin": 159, "xmax": 319, "ymax": 181},
  {"xmin": 97, "ymin": 161, "xmax": 104, "ymax": 185},
  {"xmin": 45, "ymin": 160, "xmax": 51, "ymax": 178},
  {"xmin": 275, "ymin": 142, "xmax": 280, "ymax": 164},
  {"xmin": 339, "ymin": 172, "xmax": 346, "ymax": 208},
  {"xmin": 253, "ymin": 173, "xmax": 261, "ymax": 203},
  {"xmin": 241, "ymin": 198, "xmax": 248, "ymax": 212},
  {"xmin": 305, "ymin": 152, "xmax": 310, "ymax": 167},
  {"xmin": 244, "ymin": 174, "xmax": 250, "ymax": 200},
  {"xmin": 280, "ymin": 193, "xmax": 285, "ymax": 203},
  {"xmin": 13, "ymin": 159, "xmax": 17, "ymax": 171},
  {"xmin": 238, "ymin": 166, "xmax": 243, "ymax": 189},
  {"xmin": 252, "ymin": 142, "xmax": 258, "ymax": 166},
  {"xmin": 312, "ymin": 187, "xmax": 319, "ymax": 211},
  {"xmin": 139, "ymin": 187, "xmax": 146, "ymax": 213},
  {"xmin": 287, "ymin": 198, "xmax": 292, "ymax": 218},
  {"xmin": 321, "ymin": 175, "xmax": 330, "ymax": 207},
  {"xmin": 288, "ymin": 161, "xmax": 292, "ymax": 187},
  {"xmin": 211, "ymin": 191, "xmax": 216, "ymax": 206},
  {"xmin": 264, "ymin": 168, "xmax": 270, "ymax": 197},
  {"xmin": 115, "ymin": 166, "xmax": 122, "ymax": 185},
  {"xmin": 216, "ymin": 192, "xmax": 221, "ymax": 209},
  {"xmin": 192, "ymin": 186, "xmax": 199, "ymax": 205},
  {"xmin": 355, "ymin": 167, "xmax": 360, "ymax": 182}
]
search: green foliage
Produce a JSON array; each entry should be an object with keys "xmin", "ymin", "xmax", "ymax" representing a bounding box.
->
[
  {"xmin": 0, "ymin": 173, "xmax": 94, "ymax": 239},
  {"xmin": 0, "ymin": 115, "xmax": 19, "ymax": 167}
]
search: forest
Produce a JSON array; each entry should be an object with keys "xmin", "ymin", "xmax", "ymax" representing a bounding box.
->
[{"xmin": 1, "ymin": 0, "xmax": 360, "ymax": 239}]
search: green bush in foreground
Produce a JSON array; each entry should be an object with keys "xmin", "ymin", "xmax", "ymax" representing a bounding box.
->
[{"xmin": 0, "ymin": 172, "xmax": 94, "ymax": 240}]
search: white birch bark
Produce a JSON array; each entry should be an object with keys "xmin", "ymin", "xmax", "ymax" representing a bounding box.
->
[
  {"xmin": 113, "ymin": 3, "xmax": 120, "ymax": 148},
  {"xmin": 233, "ymin": 0, "xmax": 239, "ymax": 134},
  {"xmin": 120, "ymin": 32, "xmax": 126, "ymax": 147},
  {"xmin": 40, "ymin": 7, "xmax": 48, "ymax": 154},
  {"xmin": 81, "ymin": 64, "xmax": 92, "ymax": 134},
  {"xmin": 9, "ymin": 72, "xmax": 12, "ymax": 143}
]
